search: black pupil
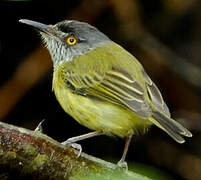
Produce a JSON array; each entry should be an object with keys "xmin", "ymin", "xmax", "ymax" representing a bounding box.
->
[{"xmin": 69, "ymin": 38, "xmax": 75, "ymax": 43}]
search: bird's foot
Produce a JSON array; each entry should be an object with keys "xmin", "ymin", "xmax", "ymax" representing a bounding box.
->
[
  {"xmin": 61, "ymin": 140, "xmax": 82, "ymax": 157},
  {"xmin": 117, "ymin": 161, "xmax": 128, "ymax": 171},
  {"xmin": 61, "ymin": 132, "xmax": 103, "ymax": 158}
]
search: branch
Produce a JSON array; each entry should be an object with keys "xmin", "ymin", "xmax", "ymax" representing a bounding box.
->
[{"xmin": 0, "ymin": 122, "xmax": 150, "ymax": 180}]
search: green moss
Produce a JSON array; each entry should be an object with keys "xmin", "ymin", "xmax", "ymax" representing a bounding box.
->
[
  {"xmin": 22, "ymin": 144, "xmax": 38, "ymax": 157},
  {"xmin": 31, "ymin": 154, "xmax": 50, "ymax": 170},
  {"xmin": 6, "ymin": 151, "xmax": 17, "ymax": 159},
  {"xmin": 71, "ymin": 170, "xmax": 152, "ymax": 180}
]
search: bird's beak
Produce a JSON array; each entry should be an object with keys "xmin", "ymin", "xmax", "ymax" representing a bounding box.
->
[{"xmin": 19, "ymin": 19, "xmax": 52, "ymax": 35}]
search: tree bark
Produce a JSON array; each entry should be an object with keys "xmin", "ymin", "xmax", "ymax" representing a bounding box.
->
[{"xmin": 0, "ymin": 122, "xmax": 149, "ymax": 180}]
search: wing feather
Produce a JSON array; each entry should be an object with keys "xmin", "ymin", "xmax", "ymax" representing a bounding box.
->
[
  {"xmin": 142, "ymin": 70, "xmax": 170, "ymax": 117},
  {"xmin": 63, "ymin": 67, "xmax": 152, "ymax": 118}
]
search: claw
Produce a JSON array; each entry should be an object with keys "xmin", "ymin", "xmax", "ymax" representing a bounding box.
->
[
  {"xmin": 61, "ymin": 132, "xmax": 103, "ymax": 158},
  {"xmin": 117, "ymin": 161, "xmax": 128, "ymax": 171},
  {"xmin": 71, "ymin": 143, "xmax": 82, "ymax": 157},
  {"xmin": 34, "ymin": 119, "xmax": 45, "ymax": 133},
  {"xmin": 61, "ymin": 140, "xmax": 82, "ymax": 157}
]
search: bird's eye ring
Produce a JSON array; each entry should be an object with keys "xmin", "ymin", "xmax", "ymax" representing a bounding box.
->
[{"xmin": 66, "ymin": 35, "xmax": 77, "ymax": 45}]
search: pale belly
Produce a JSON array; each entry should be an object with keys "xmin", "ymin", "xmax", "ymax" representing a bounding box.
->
[{"xmin": 54, "ymin": 86, "xmax": 152, "ymax": 137}]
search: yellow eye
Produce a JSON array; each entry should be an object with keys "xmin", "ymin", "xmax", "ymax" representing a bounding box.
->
[{"xmin": 66, "ymin": 35, "xmax": 77, "ymax": 45}]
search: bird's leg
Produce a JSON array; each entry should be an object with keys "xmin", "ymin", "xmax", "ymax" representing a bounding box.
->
[
  {"xmin": 117, "ymin": 135, "xmax": 132, "ymax": 169},
  {"xmin": 62, "ymin": 131, "xmax": 104, "ymax": 145},
  {"xmin": 62, "ymin": 131, "xmax": 104, "ymax": 157}
]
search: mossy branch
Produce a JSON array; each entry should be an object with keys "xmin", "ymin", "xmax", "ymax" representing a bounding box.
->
[{"xmin": 0, "ymin": 122, "xmax": 150, "ymax": 180}]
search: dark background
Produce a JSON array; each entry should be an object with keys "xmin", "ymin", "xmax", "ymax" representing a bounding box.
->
[{"xmin": 0, "ymin": 0, "xmax": 201, "ymax": 179}]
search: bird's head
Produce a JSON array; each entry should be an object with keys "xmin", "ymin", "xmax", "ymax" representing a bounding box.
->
[{"xmin": 19, "ymin": 19, "xmax": 111, "ymax": 67}]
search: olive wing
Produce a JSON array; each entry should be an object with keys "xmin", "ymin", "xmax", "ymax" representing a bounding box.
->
[
  {"xmin": 62, "ymin": 67, "xmax": 152, "ymax": 118},
  {"xmin": 142, "ymin": 70, "xmax": 170, "ymax": 117}
]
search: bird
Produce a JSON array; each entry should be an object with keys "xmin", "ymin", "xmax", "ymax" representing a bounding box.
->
[{"xmin": 19, "ymin": 19, "xmax": 192, "ymax": 167}]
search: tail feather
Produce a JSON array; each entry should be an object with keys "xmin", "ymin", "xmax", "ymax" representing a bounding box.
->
[{"xmin": 150, "ymin": 111, "xmax": 192, "ymax": 143}]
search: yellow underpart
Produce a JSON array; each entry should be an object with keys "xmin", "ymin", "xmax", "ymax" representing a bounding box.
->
[
  {"xmin": 52, "ymin": 43, "xmax": 153, "ymax": 137},
  {"xmin": 53, "ymin": 81, "xmax": 152, "ymax": 137}
]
